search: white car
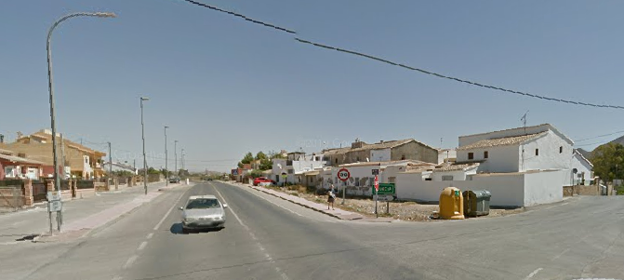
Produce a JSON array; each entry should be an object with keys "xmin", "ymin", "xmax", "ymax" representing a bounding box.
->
[{"xmin": 180, "ymin": 195, "xmax": 227, "ymax": 233}]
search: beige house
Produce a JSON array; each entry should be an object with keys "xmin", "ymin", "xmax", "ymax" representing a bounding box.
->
[
  {"xmin": 322, "ymin": 138, "xmax": 439, "ymax": 166},
  {"xmin": 0, "ymin": 129, "xmax": 106, "ymax": 179}
]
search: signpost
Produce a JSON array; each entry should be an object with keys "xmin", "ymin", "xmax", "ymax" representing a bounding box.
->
[
  {"xmin": 46, "ymin": 192, "xmax": 63, "ymax": 235},
  {"xmin": 372, "ymin": 169, "xmax": 379, "ymax": 176},
  {"xmin": 373, "ymin": 182, "xmax": 396, "ymax": 216},
  {"xmin": 374, "ymin": 175, "xmax": 379, "ymax": 218},
  {"xmin": 337, "ymin": 168, "xmax": 350, "ymax": 205}
]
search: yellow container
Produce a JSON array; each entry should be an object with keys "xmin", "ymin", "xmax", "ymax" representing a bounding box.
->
[{"xmin": 439, "ymin": 187, "xmax": 464, "ymax": 220}]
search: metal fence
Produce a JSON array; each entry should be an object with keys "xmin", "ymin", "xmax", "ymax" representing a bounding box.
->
[
  {"xmin": 32, "ymin": 180, "xmax": 47, "ymax": 202},
  {"xmin": 76, "ymin": 180, "xmax": 95, "ymax": 190}
]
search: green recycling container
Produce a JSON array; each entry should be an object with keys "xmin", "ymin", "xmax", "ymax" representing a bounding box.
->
[{"xmin": 463, "ymin": 190, "xmax": 491, "ymax": 217}]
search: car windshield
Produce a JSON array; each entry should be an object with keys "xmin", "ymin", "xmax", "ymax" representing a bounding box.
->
[{"xmin": 186, "ymin": 199, "xmax": 220, "ymax": 209}]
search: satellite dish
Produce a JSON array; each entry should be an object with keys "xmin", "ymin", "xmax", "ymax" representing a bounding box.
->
[{"xmin": 277, "ymin": 163, "xmax": 282, "ymax": 169}]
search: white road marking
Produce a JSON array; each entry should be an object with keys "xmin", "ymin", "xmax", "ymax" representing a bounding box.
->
[
  {"xmin": 123, "ymin": 255, "xmax": 138, "ymax": 269},
  {"xmin": 137, "ymin": 241, "xmax": 148, "ymax": 251},
  {"xmin": 146, "ymin": 233, "xmax": 153, "ymax": 239},
  {"xmin": 254, "ymin": 193, "xmax": 303, "ymax": 217},
  {"xmin": 211, "ymin": 183, "xmax": 290, "ymax": 280},
  {"xmin": 111, "ymin": 276, "xmax": 122, "ymax": 280},
  {"xmin": 551, "ymin": 248, "xmax": 570, "ymax": 261},
  {"xmin": 212, "ymin": 185, "xmax": 249, "ymax": 230},
  {"xmin": 524, "ymin": 268, "xmax": 543, "ymax": 280},
  {"xmin": 153, "ymin": 191, "xmax": 187, "ymax": 231}
]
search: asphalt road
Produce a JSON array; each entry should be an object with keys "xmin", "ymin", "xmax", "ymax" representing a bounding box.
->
[{"xmin": 4, "ymin": 181, "xmax": 624, "ymax": 280}]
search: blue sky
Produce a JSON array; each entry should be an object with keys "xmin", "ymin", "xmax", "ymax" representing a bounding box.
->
[{"xmin": 1, "ymin": 1, "xmax": 624, "ymax": 172}]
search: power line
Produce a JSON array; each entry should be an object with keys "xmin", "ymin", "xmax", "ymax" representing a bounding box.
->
[
  {"xmin": 180, "ymin": 0, "xmax": 295, "ymax": 34},
  {"xmin": 294, "ymin": 38, "xmax": 624, "ymax": 110},
  {"xmin": 574, "ymin": 130, "xmax": 624, "ymax": 142}
]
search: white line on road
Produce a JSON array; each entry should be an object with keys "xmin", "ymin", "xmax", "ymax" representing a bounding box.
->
[
  {"xmin": 111, "ymin": 276, "xmax": 122, "ymax": 280},
  {"xmin": 551, "ymin": 248, "xmax": 570, "ymax": 261},
  {"xmin": 153, "ymin": 191, "xmax": 187, "ymax": 231},
  {"xmin": 523, "ymin": 268, "xmax": 543, "ymax": 280},
  {"xmin": 137, "ymin": 241, "xmax": 148, "ymax": 251},
  {"xmin": 212, "ymin": 185, "xmax": 249, "ymax": 231},
  {"xmin": 146, "ymin": 233, "xmax": 153, "ymax": 239},
  {"xmin": 123, "ymin": 255, "xmax": 138, "ymax": 269},
  {"xmin": 211, "ymin": 183, "xmax": 290, "ymax": 280},
  {"xmin": 254, "ymin": 193, "xmax": 303, "ymax": 217}
]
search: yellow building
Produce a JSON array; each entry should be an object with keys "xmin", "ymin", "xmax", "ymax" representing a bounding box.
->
[{"xmin": 0, "ymin": 129, "xmax": 106, "ymax": 179}]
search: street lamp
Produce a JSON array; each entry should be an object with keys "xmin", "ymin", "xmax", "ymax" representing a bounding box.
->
[
  {"xmin": 164, "ymin": 126, "xmax": 169, "ymax": 186},
  {"xmin": 174, "ymin": 140, "xmax": 178, "ymax": 176},
  {"xmin": 46, "ymin": 11, "xmax": 116, "ymax": 233},
  {"xmin": 140, "ymin": 97, "xmax": 149, "ymax": 195}
]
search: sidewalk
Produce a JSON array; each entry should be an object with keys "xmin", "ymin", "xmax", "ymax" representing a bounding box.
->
[
  {"xmin": 227, "ymin": 181, "xmax": 364, "ymax": 221},
  {"xmin": 0, "ymin": 181, "xmax": 168, "ymax": 244}
]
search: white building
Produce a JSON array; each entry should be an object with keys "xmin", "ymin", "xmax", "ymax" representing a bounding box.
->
[
  {"xmin": 570, "ymin": 149, "xmax": 593, "ymax": 185},
  {"xmin": 396, "ymin": 124, "xmax": 591, "ymax": 207},
  {"xmin": 271, "ymin": 152, "xmax": 326, "ymax": 185},
  {"xmin": 457, "ymin": 123, "xmax": 574, "ymax": 173}
]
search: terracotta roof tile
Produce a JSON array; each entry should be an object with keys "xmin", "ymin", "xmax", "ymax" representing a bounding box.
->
[{"xmin": 456, "ymin": 132, "xmax": 546, "ymax": 151}]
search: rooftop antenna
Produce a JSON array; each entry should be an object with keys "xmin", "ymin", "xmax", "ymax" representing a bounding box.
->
[{"xmin": 521, "ymin": 110, "xmax": 529, "ymax": 135}]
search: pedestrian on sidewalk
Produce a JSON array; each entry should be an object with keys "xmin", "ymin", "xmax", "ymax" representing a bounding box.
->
[{"xmin": 327, "ymin": 184, "xmax": 336, "ymax": 210}]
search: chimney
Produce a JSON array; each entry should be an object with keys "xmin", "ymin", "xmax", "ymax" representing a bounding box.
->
[{"xmin": 17, "ymin": 131, "xmax": 23, "ymax": 139}]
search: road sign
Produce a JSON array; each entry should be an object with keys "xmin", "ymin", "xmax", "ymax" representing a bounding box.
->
[
  {"xmin": 47, "ymin": 200, "xmax": 62, "ymax": 212},
  {"xmin": 376, "ymin": 183, "xmax": 396, "ymax": 196},
  {"xmin": 337, "ymin": 168, "xmax": 350, "ymax": 182},
  {"xmin": 373, "ymin": 195, "xmax": 394, "ymax": 201},
  {"xmin": 46, "ymin": 192, "xmax": 61, "ymax": 202},
  {"xmin": 374, "ymin": 175, "xmax": 379, "ymax": 191},
  {"xmin": 371, "ymin": 169, "xmax": 379, "ymax": 175}
]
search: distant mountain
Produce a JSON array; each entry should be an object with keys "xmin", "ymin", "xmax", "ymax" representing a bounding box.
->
[{"xmin": 610, "ymin": 135, "xmax": 624, "ymax": 146}]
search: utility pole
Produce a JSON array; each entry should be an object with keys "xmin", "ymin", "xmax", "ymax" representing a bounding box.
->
[
  {"xmin": 164, "ymin": 126, "xmax": 169, "ymax": 185},
  {"xmin": 60, "ymin": 134, "xmax": 66, "ymax": 179},
  {"xmin": 107, "ymin": 142, "xmax": 112, "ymax": 176},
  {"xmin": 174, "ymin": 140, "xmax": 178, "ymax": 176},
  {"xmin": 181, "ymin": 148, "xmax": 185, "ymax": 170},
  {"xmin": 140, "ymin": 97, "xmax": 149, "ymax": 195}
]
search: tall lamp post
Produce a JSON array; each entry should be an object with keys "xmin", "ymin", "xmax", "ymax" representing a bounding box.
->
[
  {"xmin": 174, "ymin": 140, "xmax": 178, "ymax": 176},
  {"xmin": 164, "ymin": 126, "xmax": 169, "ymax": 186},
  {"xmin": 140, "ymin": 97, "xmax": 149, "ymax": 195},
  {"xmin": 47, "ymin": 12, "xmax": 116, "ymax": 233}
]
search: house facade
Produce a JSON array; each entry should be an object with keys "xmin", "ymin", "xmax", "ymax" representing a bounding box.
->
[
  {"xmin": 456, "ymin": 124, "xmax": 575, "ymax": 173},
  {"xmin": 271, "ymin": 152, "xmax": 326, "ymax": 185},
  {"xmin": 570, "ymin": 149, "xmax": 593, "ymax": 185},
  {"xmin": 0, "ymin": 148, "xmax": 44, "ymax": 180},
  {"xmin": 322, "ymin": 138, "xmax": 439, "ymax": 167},
  {"xmin": 0, "ymin": 129, "xmax": 106, "ymax": 179}
]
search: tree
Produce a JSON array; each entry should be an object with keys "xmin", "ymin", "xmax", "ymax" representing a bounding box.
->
[
  {"xmin": 591, "ymin": 143, "xmax": 624, "ymax": 182},
  {"xmin": 255, "ymin": 151, "xmax": 268, "ymax": 161},
  {"xmin": 241, "ymin": 152, "xmax": 254, "ymax": 164},
  {"xmin": 248, "ymin": 169, "xmax": 263, "ymax": 179},
  {"xmin": 259, "ymin": 158, "xmax": 272, "ymax": 171},
  {"xmin": 147, "ymin": 167, "xmax": 161, "ymax": 175},
  {"xmin": 269, "ymin": 150, "xmax": 286, "ymax": 159}
]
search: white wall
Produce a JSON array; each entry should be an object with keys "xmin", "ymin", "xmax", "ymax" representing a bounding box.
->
[
  {"xmin": 431, "ymin": 170, "xmax": 469, "ymax": 181},
  {"xmin": 523, "ymin": 170, "xmax": 566, "ymax": 206},
  {"xmin": 437, "ymin": 149, "xmax": 457, "ymax": 164},
  {"xmin": 396, "ymin": 170, "xmax": 564, "ymax": 207},
  {"xmin": 382, "ymin": 165, "xmax": 408, "ymax": 183},
  {"xmin": 521, "ymin": 131, "xmax": 572, "ymax": 172},
  {"xmin": 457, "ymin": 145, "xmax": 520, "ymax": 173},
  {"xmin": 292, "ymin": 160, "xmax": 325, "ymax": 174},
  {"xmin": 370, "ymin": 149, "xmax": 391, "ymax": 162},
  {"xmin": 570, "ymin": 154, "xmax": 593, "ymax": 185}
]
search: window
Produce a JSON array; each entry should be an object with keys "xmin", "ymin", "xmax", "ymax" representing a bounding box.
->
[
  {"xmin": 401, "ymin": 155, "xmax": 406, "ymax": 160},
  {"xmin": 559, "ymin": 146, "xmax": 563, "ymax": 153},
  {"xmin": 356, "ymin": 157, "xmax": 360, "ymax": 161},
  {"xmin": 535, "ymin": 149, "xmax": 539, "ymax": 156},
  {"xmin": 355, "ymin": 177, "xmax": 360, "ymax": 186},
  {"xmin": 442, "ymin": 175, "xmax": 454, "ymax": 181},
  {"xmin": 468, "ymin": 152, "xmax": 474, "ymax": 160},
  {"xmin": 484, "ymin": 151, "xmax": 489, "ymax": 159},
  {"xmin": 335, "ymin": 159, "xmax": 338, "ymax": 164},
  {"xmin": 388, "ymin": 177, "xmax": 396, "ymax": 183}
]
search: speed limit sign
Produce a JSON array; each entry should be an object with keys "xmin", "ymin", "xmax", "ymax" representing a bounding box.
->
[{"xmin": 337, "ymin": 168, "xmax": 350, "ymax": 182}]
